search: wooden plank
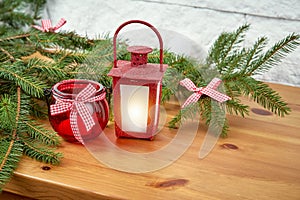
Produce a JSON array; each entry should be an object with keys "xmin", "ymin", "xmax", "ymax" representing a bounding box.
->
[
  {"xmin": 0, "ymin": 191, "xmax": 34, "ymax": 200},
  {"xmin": 3, "ymin": 83, "xmax": 300, "ymax": 200}
]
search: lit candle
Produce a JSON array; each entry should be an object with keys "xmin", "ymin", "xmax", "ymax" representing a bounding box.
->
[{"xmin": 120, "ymin": 85, "xmax": 149, "ymax": 133}]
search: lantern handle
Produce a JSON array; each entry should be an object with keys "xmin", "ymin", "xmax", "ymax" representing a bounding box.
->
[{"xmin": 113, "ymin": 20, "xmax": 164, "ymax": 71}]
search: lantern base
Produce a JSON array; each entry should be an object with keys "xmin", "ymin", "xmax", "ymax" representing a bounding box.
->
[{"xmin": 115, "ymin": 124, "xmax": 155, "ymax": 140}]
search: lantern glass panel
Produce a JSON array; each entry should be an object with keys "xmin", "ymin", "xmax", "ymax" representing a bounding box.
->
[{"xmin": 120, "ymin": 84, "xmax": 149, "ymax": 133}]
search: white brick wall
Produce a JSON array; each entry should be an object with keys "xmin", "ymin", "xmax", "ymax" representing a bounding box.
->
[{"xmin": 45, "ymin": 0, "xmax": 300, "ymax": 86}]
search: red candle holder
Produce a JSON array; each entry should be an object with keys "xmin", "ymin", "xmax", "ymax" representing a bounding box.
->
[{"xmin": 48, "ymin": 79, "xmax": 109, "ymax": 143}]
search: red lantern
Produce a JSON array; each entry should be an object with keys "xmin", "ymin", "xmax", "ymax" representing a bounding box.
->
[{"xmin": 108, "ymin": 20, "xmax": 167, "ymax": 140}]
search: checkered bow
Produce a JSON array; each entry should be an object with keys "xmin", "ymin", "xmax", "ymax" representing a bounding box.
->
[
  {"xmin": 180, "ymin": 78, "xmax": 231, "ymax": 108},
  {"xmin": 50, "ymin": 83, "xmax": 106, "ymax": 143},
  {"xmin": 32, "ymin": 18, "xmax": 66, "ymax": 32}
]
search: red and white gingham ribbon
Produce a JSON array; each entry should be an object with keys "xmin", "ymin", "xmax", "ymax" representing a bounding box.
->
[
  {"xmin": 32, "ymin": 18, "xmax": 66, "ymax": 32},
  {"xmin": 50, "ymin": 83, "xmax": 106, "ymax": 144},
  {"xmin": 180, "ymin": 78, "xmax": 231, "ymax": 108}
]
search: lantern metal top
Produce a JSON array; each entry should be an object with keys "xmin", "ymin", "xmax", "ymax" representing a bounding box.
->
[
  {"xmin": 127, "ymin": 45, "xmax": 153, "ymax": 67},
  {"xmin": 108, "ymin": 61, "xmax": 167, "ymax": 81},
  {"xmin": 127, "ymin": 46, "xmax": 153, "ymax": 54},
  {"xmin": 108, "ymin": 20, "xmax": 168, "ymax": 82}
]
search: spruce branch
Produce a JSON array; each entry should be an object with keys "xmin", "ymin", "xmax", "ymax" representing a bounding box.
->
[
  {"xmin": 161, "ymin": 68, "xmax": 183, "ymax": 103},
  {"xmin": 242, "ymin": 37, "xmax": 268, "ymax": 72},
  {"xmin": 23, "ymin": 120, "xmax": 61, "ymax": 146},
  {"xmin": 0, "ymin": 47, "xmax": 14, "ymax": 62},
  {"xmin": 0, "ymin": 139, "xmax": 23, "ymax": 192},
  {"xmin": 207, "ymin": 24, "xmax": 250, "ymax": 73},
  {"xmin": 246, "ymin": 33, "xmax": 300, "ymax": 75},
  {"xmin": 26, "ymin": 59, "xmax": 68, "ymax": 80},
  {"xmin": 0, "ymin": 87, "xmax": 23, "ymax": 191},
  {"xmin": 30, "ymin": 0, "xmax": 47, "ymax": 20},
  {"xmin": 199, "ymin": 97, "xmax": 229, "ymax": 137},
  {"xmin": 168, "ymin": 102, "xmax": 200, "ymax": 129},
  {"xmin": 22, "ymin": 139, "xmax": 62, "ymax": 165},
  {"xmin": 0, "ymin": 94, "xmax": 17, "ymax": 130},
  {"xmin": 207, "ymin": 101, "xmax": 229, "ymax": 137},
  {"xmin": 229, "ymin": 76, "xmax": 290, "ymax": 117},
  {"xmin": 0, "ymin": 65, "xmax": 47, "ymax": 98},
  {"xmin": 166, "ymin": 24, "xmax": 299, "ymax": 135},
  {"xmin": 1, "ymin": 87, "xmax": 21, "ymax": 168},
  {"xmin": 226, "ymin": 99, "xmax": 249, "ymax": 117},
  {"xmin": 250, "ymin": 81, "xmax": 291, "ymax": 116},
  {"xmin": 0, "ymin": 33, "xmax": 30, "ymax": 43}
]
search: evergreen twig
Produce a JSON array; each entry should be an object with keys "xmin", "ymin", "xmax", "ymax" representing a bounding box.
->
[
  {"xmin": 0, "ymin": 87, "xmax": 23, "ymax": 191},
  {"xmin": 22, "ymin": 139, "xmax": 62, "ymax": 165},
  {"xmin": 166, "ymin": 24, "xmax": 299, "ymax": 137}
]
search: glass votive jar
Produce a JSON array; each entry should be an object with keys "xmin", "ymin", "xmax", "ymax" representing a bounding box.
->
[{"xmin": 48, "ymin": 79, "xmax": 109, "ymax": 143}]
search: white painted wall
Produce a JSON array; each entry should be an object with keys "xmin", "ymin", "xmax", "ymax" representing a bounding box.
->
[{"xmin": 45, "ymin": 0, "xmax": 300, "ymax": 86}]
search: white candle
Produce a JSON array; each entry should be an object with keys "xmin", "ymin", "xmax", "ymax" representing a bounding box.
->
[{"xmin": 120, "ymin": 85, "xmax": 149, "ymax": 133}]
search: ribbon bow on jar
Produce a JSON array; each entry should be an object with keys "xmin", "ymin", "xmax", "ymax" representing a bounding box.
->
[
  {"xmin": 50, "ymin": 84, "xmax": 106, "ymax": 144},
  {"xmin": 180, "ymin": 78, "xmax": 231, "ymax": 108}
]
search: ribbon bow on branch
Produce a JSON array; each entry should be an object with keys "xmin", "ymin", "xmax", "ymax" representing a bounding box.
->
[
  {"xmin": 50, "ymin": 84, "xmax": 106, "ymax": 144},
  {"xmin": 180, "ymin": 78, "xmax": 231, "ymax": 108},
  {"xmin": 32, "ymin": 18, "xmax": 66, "ymax": 32}
]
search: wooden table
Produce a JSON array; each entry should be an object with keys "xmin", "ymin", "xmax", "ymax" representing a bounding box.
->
[{"xmin": 3, "ymin": 83, "xmax": 300, "ymax": 200}]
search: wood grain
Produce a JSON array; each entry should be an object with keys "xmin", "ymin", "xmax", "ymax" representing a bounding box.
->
[{"xmin": 3, "ymin": 83, "xmax": 300, "ymax": 200}]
